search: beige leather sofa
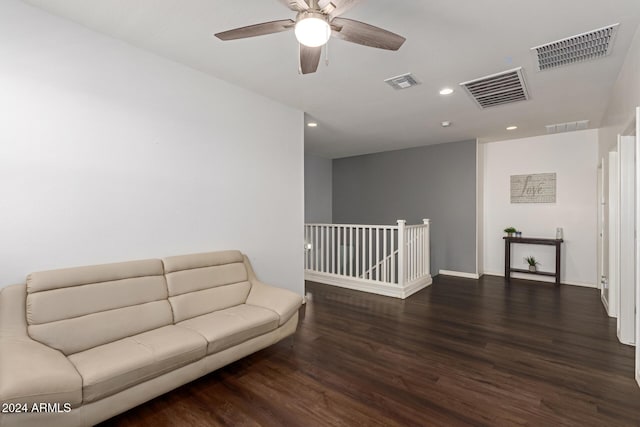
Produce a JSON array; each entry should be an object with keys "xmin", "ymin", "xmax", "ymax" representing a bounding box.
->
[{"xmin": 0, "ymin": 250, "xmax": 302, "ymax": 427}]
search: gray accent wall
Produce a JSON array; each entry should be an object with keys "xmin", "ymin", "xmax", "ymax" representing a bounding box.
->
[
  {"xmin": 332, "ymin": 140, "xmax": 477, "ymax": 275},
  {"xmin": 305, "ymin": 153, "xmax": 332, "ymax": 223}
]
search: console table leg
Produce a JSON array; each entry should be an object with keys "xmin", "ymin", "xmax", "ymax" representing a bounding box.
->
[
  {"xmin": 505, "ymin": 239, "xmax": 511, "ymax": 282},
  {"xmin": 555, "ymin": 243, "xmax": 561, "ymax": 286}
]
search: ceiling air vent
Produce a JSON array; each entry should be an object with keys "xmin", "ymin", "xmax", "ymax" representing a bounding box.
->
[
  {"xmin": 459, "ymin": 67, "xmax": 529, "ymax": 109},
  {"xmin": 532, "ymin": 24, "xmax": 619, "ymax": 71},
  {"xmin": 546, "ymin": 120, "xmax": 589, "ymax": 134},
  {"xmin": 384, "ymin": 73, "xmax": 421, "ymax": 90}
]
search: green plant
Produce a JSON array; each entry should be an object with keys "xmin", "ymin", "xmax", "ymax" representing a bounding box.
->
[
  {"xmin": 524, "ymin": 256, "xmax": 539, "ymax": 266},
  {"xmin": 504, "ymin": 227, "xmax": 517, "ymax": 233}
]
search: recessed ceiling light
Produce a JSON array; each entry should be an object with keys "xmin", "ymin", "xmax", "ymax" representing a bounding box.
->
[
  {"xmin": 439, "ymin": 88, "xmax": 454, "ymax": 95},
  {"xmin": 307, "ymin": 122, "xmax": 318, "ymax": 128},
  {"xmin": 506, "ymin": 126, "xmax": 518, "ymax": 130},
  {"xmin": 441, "ymin": 121, "xmax": 451, "ymax": 127}
]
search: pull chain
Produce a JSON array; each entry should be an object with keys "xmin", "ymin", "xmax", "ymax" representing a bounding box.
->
[{"xmin": 325, "ymin": 41, "xmax": 329, "ymax": 66}]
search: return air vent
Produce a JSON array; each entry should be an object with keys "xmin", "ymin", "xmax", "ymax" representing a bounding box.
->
[
  {"xmin": 459, "ymin": 67, "xmax": 529, "ymax": 109},
  {"xmin": 546, "ymin": 120, "xmax": 589, "ymax": 134},
  {"xmin": 532, "ymin": 24, "xmax": 619, "ymax": 71},
  {"xmin": 384, "ymin": 73, "xmax": 420, "ymax": 90}
]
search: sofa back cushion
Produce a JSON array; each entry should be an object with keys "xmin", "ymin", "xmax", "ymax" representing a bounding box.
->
[
  {"xmin": 26, "ymin": 259, "xmax": 172, "ymax": 355},
  {"xmin": 162, "ymin": 250, "xmax": 251, "ymax": 323}
]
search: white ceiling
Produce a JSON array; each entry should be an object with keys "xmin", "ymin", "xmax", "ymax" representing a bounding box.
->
[{"xmin": 23, "ymin": 0, "xmax": 640, "ymax": 158}]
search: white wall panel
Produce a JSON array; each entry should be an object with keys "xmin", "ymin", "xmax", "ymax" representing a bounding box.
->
[
  {"xmin": 0, "ymin": 1, "xmax": 304, "ymax": 294},
  {"xmin": 482, "ymin": 130, "xmax": 598, "ymax": 287}
]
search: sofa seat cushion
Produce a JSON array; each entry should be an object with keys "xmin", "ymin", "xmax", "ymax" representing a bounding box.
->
[
  {"xmin": 68, "ymin": 325, "xmax": 207, "ymax": 403},
  {"xmin": 177, "ymin": 304, "xmax": 279, "ymax": 355}
]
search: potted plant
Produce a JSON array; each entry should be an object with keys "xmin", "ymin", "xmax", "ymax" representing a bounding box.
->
[
  {"xmin": 525, "ymin": 256, "xmax": 539, "ymax": 272},
  {"xmin": 504, "ymin": 227, "xmax": 517, "ymax": 237}
]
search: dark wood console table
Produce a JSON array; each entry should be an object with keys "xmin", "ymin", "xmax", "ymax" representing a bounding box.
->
[{"xmin": 503, "ymin": 237, "xmax": 563, "ymax": 285}]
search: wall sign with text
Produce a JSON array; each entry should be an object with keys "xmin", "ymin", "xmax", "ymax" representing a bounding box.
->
[{"xmin": 510, "ymin": 173, "xmax": 556, "ymax": 203}]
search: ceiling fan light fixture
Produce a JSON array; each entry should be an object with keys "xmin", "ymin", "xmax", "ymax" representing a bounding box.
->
[{"xmin": 295, "ymin": 12, "xmax": 331, "ymax": 47}]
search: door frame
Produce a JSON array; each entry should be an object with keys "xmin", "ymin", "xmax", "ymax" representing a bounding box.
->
[
  {"xmin": 607, "ymin": 150, "xmax": 619, "ymax": 318},
  {"xmin": 618, "ymin": 134, "xmax": 635, "ymax": 345},
  {"xmin": 632, "ymin": 107, "xmax": 640, "ymax": 387}
]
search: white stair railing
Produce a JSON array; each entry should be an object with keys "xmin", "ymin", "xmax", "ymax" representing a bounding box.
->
[
  {"xmin": 405, "ymin": 222, "xmax": 431, "ymax": 284},
  {"xmin": 362, "ymin": 248, "xmax": 399, "ymax": 283},
  {"xmin": 304, "ymin": 219, "xmax": 431, "ymax": 299},
  {"xmin": 361, "ymin": 225, "xmax": 427, "ymax": 283}
]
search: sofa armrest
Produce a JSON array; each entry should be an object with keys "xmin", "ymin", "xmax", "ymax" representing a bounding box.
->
[
  {"xmin": 0, "ymin": 337, "xmax": 83, "ymax": 406},
  {"xmin": 242, "ymin": 255, "xmax": 303, "ymax": 325},
  {"xmin": 0, "ymin": 285, "xmax": 82, "ymax": 407},
  {"xmin": 246, "ymin": 281, "xmax": 303, "ymax": 326}
]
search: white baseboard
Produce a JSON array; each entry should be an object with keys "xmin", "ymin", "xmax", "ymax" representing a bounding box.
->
[
  {"xmin": 618, "ymin": 336, "xmax": 635, "ymax": 346},
  {"xmin": 482, "ymin": 271, "xmax": 597, "ymax": 288},
  {"xmin": 600, "ymin": 292, "xmax": 613, "ymax": 317},
  {"xmin": 304, "ymin": 271, "xmax": 432, "ymax": 299},
  {"xmin": 438, "ymin": 270, "xmax": 480, "ymax": 279}
]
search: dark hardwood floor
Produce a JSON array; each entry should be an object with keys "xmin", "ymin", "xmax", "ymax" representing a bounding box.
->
[{"xmin": 100, "ymin": 276, "xmax": 640, "ymax": 426}]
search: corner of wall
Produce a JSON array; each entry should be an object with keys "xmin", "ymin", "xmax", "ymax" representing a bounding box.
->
[{"xmin": 476, "ymin": 139, "xmax": 484, "ymax": 276}]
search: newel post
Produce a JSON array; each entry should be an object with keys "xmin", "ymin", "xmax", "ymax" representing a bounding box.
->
[
  {"xmin": 397, "ymin": 220, "xmax": 406, "ymax": 287},
  {"xmin": 423, "ymin": 219, "xmax": 431, "ymax": 276}
]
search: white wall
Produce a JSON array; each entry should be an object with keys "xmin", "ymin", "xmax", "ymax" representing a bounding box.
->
[
  {"xmin": 597, "ymin": 22, "xmax": 640, "ymax": 311},
  {"xmin": 304, "ymin": 153, "xmax": 332, "ymax": 223},
  {"xmin": 599, "ymin": 23, "xmax": 640, "ymax": 157},
  {"xmin": 481, "ymin": 130, "xmax": 598, "ymax": 287},
  {"xmin": 0, "ymin": 0, "xmax": 304, "ymax": 294}
]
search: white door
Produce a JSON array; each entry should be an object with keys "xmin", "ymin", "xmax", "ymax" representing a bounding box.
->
[
  {"xmin": 619, "ymin": 135, "xmax": 635, "ymax": 346},
  {"xmin": 634, "ymin": 106, "xmax": 640, "ymax": 386},
  {"xmin": 607, "ymin": 151, "xmax": 619, "ymax": 318},
  {"xmin": 598, "ymin": 158, "xmax": 605, "ymax": 291}
]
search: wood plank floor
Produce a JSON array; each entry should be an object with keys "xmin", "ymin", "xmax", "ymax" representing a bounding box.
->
[{"xmin": 100, "ymin": 276, "xmax": 640, "ymax": 426}]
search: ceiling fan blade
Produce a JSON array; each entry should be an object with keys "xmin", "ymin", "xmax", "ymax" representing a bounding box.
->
[
  {"xmin": 331, "ymin": 18, "xmax": 405, "ymax": 51},
  {"xmin": 319, "ymin": 0, "xmax": 361, "ymax": 18},
  {"xmin": 300, "ymin": 44, "xmax": 322, "ymax": 74},
  {"xmin": 215, "ymin": 19, "xmax": 295, "ymax": 41},
  {"xmin": 277, "ymin": 0, "xmax": 309, "ymax": 12}
]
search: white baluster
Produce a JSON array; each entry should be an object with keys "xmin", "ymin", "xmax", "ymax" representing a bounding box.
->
[
  {"xmin": 322, "ymin": 225, "xmax": 331, "ymax": 273},
  {"xmin": 416, "ymin": 228, "xmax": 419, "ymax": 280},
  {"xmin": 362, "ymin": 227, "xmax": 367, "ymax": 279},
  {"xmin": 331, "ymin": 225, "xmax": 338, "ymax": 274},
  {"xmin": 420, "ymin": 227, "xmax": 424, "ymax": 277},
  {"xmin": 410, "ymin": 227, "xmax": 415, "ymax": 281},
  {"xmin": 391, "ymin": 228, "xmax": 396, "ymax": 283},
  {"xmin": 337, "ymin": 226, "xmax": 344, "ymax": 274},
  {"xmin": 356, "ymin": 227, "xmax": 360, "ymax": 278},
  {"xmin": 420, "ymin": 227, "xmax": 425, "ymax": 277},
  {"xmin": 368, "ymin": 227, "xmax": 372, "ymax": 280},
  {"xmin": 417, "ymin": 229, "xmax": 420, "ymax": 279},
  {"xmin": 374, "ymin": 227, "xmax": 379, "ymax": 281},
  {"xmin": 349, "ymin": 227, "xmax": 353, "ymax": 277},
  {"xmin": 316, "ymin": 226, "xmax": 319, "ymax": 272},
  {"xmin": 397, "ymin": 220, "xmax": 406, "ymax": 287},
  {"xmin": 383, "ymin": 227, "xmax": 388, "ymax": 282}
]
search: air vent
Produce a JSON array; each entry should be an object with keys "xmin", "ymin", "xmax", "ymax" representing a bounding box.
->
[
  {"xmin": 459, "ymin": 67, "xmax": 529, "ymax": 109},
  {"xmin": 546, "ymin": 120, "xmax": 589, "ymax": 134},
  {"xmin": 532, "ymin": 24, "xmax": 619, "ymax": 71},
  {"xmin": 384, "ymin": 73, "xmax": 421, "ymax": 90}
]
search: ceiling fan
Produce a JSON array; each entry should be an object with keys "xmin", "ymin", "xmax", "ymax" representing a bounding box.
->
[{"xmin": 214, "ymin": 0, "xmax": 406, "ymax": 74}]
